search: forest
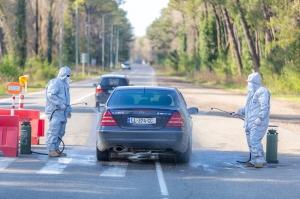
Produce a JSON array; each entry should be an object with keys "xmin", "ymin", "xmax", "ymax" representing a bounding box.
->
[
  {"xmin": 136, "ymin": 0, "xmax": 300, "ymax": 94},
  {"xmin": 0, "ymin": 0, "xmax": 132, "ymax": 93}
]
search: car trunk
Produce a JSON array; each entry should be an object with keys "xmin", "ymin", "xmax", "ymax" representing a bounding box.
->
[{"xmin": 110, "ymin": 108, "xmax": 176, "ymax": 130}]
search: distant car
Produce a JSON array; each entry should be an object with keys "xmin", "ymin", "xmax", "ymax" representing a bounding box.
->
[
  {"xmin": 121, "ymin": 62, "xmax": 131, "ymax": 70},
  {"xmin": 93, "ymin": 74, "xmax": 130, "ymax": 107},
  {"xmin": 96, "ymin": 86, "xmax": 199, "ymax": 163}
]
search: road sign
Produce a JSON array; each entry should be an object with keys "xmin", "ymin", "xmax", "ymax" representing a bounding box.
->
[
  {"xmin": 81, "ymin": 53, "xmax": 88, "ymax": 63},
  {"xmin": 19, "ymin": 76, "xmax": 29, "ymax": 86},
  {"xmin": 6, "ymin": 82, "xmax": 22, "ymax": 95}
]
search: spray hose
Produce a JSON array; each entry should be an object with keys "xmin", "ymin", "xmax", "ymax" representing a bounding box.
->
[{"xmin": 32, "ymin": 102, "xmax": 87, "ymax": 155}]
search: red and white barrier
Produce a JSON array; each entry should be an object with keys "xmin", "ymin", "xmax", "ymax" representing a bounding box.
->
[
  {"xmin": 19, "ymin": 89, "xmax": 24, "ymax": 109},
  {"xmin": 11, "ymin": 94, "xmax": 15, "ymax": 116}
]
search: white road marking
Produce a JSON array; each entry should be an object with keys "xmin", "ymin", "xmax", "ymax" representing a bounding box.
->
[
  {"xmin": 0, "ymin": 157, "xmax": 17, "ymax": 171},
  {"xmin": 155, "ymin": 161, "xmax": 169, "ymax": 197},
  {"xmin": 100, "ymin": 162, "xmax": 128, "ymax": 177},
  {"xmin": 71, "ymin": 92, "xmax": 95, "ymax": 105},
  {"xmin": 36, "ymin": 158, "xmax": 72, "ymax": 174}
]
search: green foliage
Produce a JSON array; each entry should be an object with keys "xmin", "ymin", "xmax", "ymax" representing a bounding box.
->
[
  {"xmin": 145, "ymin": 0, "xmax": 300, "ymax": 94},
  {"xmin": 199, "ymin": 15, "xmax": 218, "ymax": 71},
  {"xmin": 168, "ymin": 50, "xmax": 180, "ymax": 72},
  {"xmin": 23, "ymin": 55, "xmax": 57, "ymax": 85},
  {"xmin": 0, "ymin": 55, "xmax": 22, "ymax": 82}
]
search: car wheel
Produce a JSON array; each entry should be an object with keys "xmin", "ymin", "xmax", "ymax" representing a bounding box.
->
[
  {"xmin": 175, "ymin": 137, "xmax": 191, "ymax": 163},
  {"xmin": 95, "ymin": 102, "xmax": 99, "ymax": 107},
  {"xmin": 96, "ymin": 147, "xmax": 111, "ymax": 161}
]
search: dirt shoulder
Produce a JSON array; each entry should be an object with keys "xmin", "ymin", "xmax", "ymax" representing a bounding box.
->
[{"xmin": 155, "ymin": 74, "xmax": 300, "ymax": 134}]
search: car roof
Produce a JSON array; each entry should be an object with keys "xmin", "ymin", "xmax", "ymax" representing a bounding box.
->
[
  {"xmin": 115, "ymin": 86, "xmax": 177, "ymax": 92},
  {"xmin": 101, "ymin": 74, "xmax": 127, "ymax": 78}
]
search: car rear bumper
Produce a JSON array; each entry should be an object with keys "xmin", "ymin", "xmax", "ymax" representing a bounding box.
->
[
  {"xmin": 95, "ymin": 94, "xmax": 109, "ymax": 104},
  {"xmin": 96, "ymin": 128, "xmax": 190, "ymax": 153}
]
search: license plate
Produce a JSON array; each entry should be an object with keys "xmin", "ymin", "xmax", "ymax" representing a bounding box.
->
[
  {"xmin": 108, "ymin": 90, "xmax": 113, "ymax": 94},
  {"xmin": 128, "ymin": 117, "xmax": 156, "ymax": 124}
]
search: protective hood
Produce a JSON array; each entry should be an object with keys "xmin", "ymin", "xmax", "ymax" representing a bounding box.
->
[
  {"xmin": 57, "ymin": 66, "xmax": 72, "ymax": 80},
  {"xmin": 246, "ymin": 72, "xmax": 261, "ymax": 86}
]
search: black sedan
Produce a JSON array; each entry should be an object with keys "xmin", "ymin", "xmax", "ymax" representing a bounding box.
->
[
  {"xmin": 93, "ymin": 74, "xmax": 130, "ymax": 107},
  {"xmin": 96, "ymin": 86, "xmax": 198, "ymax": 163}
]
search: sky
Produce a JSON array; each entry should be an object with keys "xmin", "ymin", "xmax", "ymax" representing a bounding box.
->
[{"xmin": 119, "ymin": 0, "xmax": 169, "ymax": 37}]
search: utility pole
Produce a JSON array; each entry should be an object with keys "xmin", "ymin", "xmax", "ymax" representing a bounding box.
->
[
  {"xmin": 102, "ymin": 14, "xmax": 105, "ymax": 71},
  {"xmin": 75, "ymin": 0, "xmax": 78, "ymax": 78},
  {"xmin": 110, "ymin": 24, "xmax": 113, "ymax": 69},
  {"xmin": 59, "ymin": 0, "xmax": 63, "ymax": 68},
  {"xmin": 116, "ymin": 28, "xmax": 119, "ymax": 66},
  {"xmin": 87, "ymin": 4, "xmax": 91, "ymax": 75}
]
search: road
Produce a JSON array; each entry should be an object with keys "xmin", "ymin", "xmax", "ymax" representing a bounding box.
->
[{"xmin": 1, "ymin": 64, "xmax": 300, "ymax": 199}]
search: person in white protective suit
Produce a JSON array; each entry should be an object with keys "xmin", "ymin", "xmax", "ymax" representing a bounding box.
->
[
  {"xmin": 45, "ymin": 66, "xmax": 73, "ymax": 157},
  {"xmin": 233, "ymin": 72, "xmax": 270, "ymax": 168}
]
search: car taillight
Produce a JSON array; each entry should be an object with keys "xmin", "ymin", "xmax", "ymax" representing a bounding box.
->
[
  {"xmin": 166, "ymin": 111, "xmax": 184, "ymax": 127},
  {"xmin": 96, "ymin": 86, "xmax": 102, "ymax": 93},
  {"xmin": 100, "ymin": 110, "xmax": 117, "ymax": 126}
]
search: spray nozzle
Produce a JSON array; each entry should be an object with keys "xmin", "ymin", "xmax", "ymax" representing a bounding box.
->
[{"xmin": 70, "ymin": 102, "xmax": 88, "ymax": 106}]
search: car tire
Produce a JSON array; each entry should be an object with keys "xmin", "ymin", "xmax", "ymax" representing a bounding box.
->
[
  {"xmin": 95, "ymin": 102, "xmax": 99, "ymax": 107},
  {"xmin": 175, "ymin": 137, "xmax": 191, "ymax": 163},
  {"xmin": 96, "ymin": 147, "xmax": 111, "ymax": 161}
]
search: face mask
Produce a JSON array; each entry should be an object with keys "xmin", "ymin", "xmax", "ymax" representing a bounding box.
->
[
  {"xmin": 246, "ymin": 82, "xmax": 253, "ymax": 92},
  {"xmin": 66, "ymin": 76, "xmax": 72, "ymax": 84}
]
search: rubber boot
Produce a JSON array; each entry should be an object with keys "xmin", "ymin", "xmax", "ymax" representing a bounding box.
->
[
  {"xmin": 245, "ymin": 162, "xmax": 254, "ymax": 167},
  {"xmin": 55, "ymin": 149, "xmax": 67, "ymax": 156},
  {"xmin": 49, "ymin": 150, "xmax": 60, "ymax": 157}
]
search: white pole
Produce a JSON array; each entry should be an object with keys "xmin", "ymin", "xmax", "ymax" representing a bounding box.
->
[
  {"xmin": 11, "ymin": 95, "xmax": 15, "ymax": 116},
  {"xmin": 102, "ymin": 14, "xmax": 105, "ymax": 71},
  {"xmin": 110, "ymin": 24, "xmax": 113, "ymax": 69},
  {"xmin": 59, "ymin": 0, "xmax": 63, "ymax": 68},
  {"xmin": 87, "ymin": 3, "xmax": 91, "ymax": 75},
  {"xmin": 75, "ymin": 0, "xmax": 78, "ymax": 78}
]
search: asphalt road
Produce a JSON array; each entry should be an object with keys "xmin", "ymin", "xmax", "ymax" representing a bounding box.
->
[{"xmin": 0, "ymin": 64, "xmax": 300, "ymax": 199}]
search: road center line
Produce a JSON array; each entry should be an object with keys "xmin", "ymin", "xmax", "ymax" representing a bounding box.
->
[{"xmin": 155, "ymin": 161, "xmax": 169, "ymax": 196}]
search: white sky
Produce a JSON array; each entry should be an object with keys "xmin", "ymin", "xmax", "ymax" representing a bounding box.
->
[{"xmin": 119, "ymin": 0, "xmax": 169, "ymax": 37}]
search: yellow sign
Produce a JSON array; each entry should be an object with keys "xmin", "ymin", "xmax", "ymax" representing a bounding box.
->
[
  {"xmin": 6, "ymin": 82, "xmax": 22, "ymax": 95},
  {"xmin": 19, "ymin": 75, "xmax": 29, "ymax": 86}
]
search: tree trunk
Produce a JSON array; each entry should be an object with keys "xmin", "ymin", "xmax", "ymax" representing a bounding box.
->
[
  {"xmin": 16, "ymin": 0, "xmax": 27, "ymax": 68},
  {"xmin": 212, "ymin": 4, "xmax": 222, "ymax": 52},
  {"xmin": 47, "ymin": 0, "xmax": 54, "ymax": 63},
  {"xmin": 260, "ymin": 0, "xmax": 274, "ymax": 57},
  {"xmin": 35, "ymin": 0, "xmax": 39, "ymax": 55},
  {"xmin": 233, "ymin": 24, "xmax": 241, "ymax": 56},
  {"xmin": 220, "ymin": 5, "xmax": 228, "ymax": 51},
  {"xmin": 221, "ymin": 6, "xmax": 243, "ymax": 75},
  {"xmin": 235, "ymin": 0, "xmax": 260, "ymax": 73}
]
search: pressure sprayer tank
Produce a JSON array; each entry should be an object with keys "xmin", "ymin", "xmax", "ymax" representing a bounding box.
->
[
  {"xmin": 20, "ymin": 117, "xmax": 32, "ymax": 154},
  {"xmin": 266, "ymin": 125, "xmax": 279, "ymax": 163}
]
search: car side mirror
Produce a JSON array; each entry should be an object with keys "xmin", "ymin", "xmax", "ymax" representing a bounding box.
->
[
  {"xmin": 98, "ymin": 106, "xmax": 105, "ymax": 112},
  {"xmin": 93, "ymin": 83, "xmax": 97, "ymax": 87},
  {"xmin": 188, "ymin": 107, "xmax": 198, "ymax": 114}
]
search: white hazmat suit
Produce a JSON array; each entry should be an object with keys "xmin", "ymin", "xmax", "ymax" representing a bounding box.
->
[
  {"xmin": 45, "ymin": 66, "xmax": 72, "ymax": 157},
  {"xmin": 235, "ymin": 72, "xmax": 270, "ymax": 168}
]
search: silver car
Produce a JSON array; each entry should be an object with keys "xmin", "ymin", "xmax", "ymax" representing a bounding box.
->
[{"xmin": 96, "ymin": 86, "xmax": 198, "ymax": 163}]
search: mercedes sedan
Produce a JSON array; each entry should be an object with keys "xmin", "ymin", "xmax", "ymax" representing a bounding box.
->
[{"xmin": 96, "ymin": 86, "xmax": 198, "ymax": 163}]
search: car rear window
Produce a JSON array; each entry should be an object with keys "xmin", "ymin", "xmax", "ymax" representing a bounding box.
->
[
  {"xmin": 107, "ymin": 90, "xmax": 178, "ymax": 107},
  {"xmin": 100, "ymin": 78, "xmax": 128, "ymax": 87}
]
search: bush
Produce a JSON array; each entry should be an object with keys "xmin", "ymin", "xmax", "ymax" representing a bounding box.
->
[
  {"xmin": 23, "ymin": 55, "xmax": 57, "ymax": 87},
  {"xmin": 0, "ymin": 55, "xmax": 22, "ymax": 82}
]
